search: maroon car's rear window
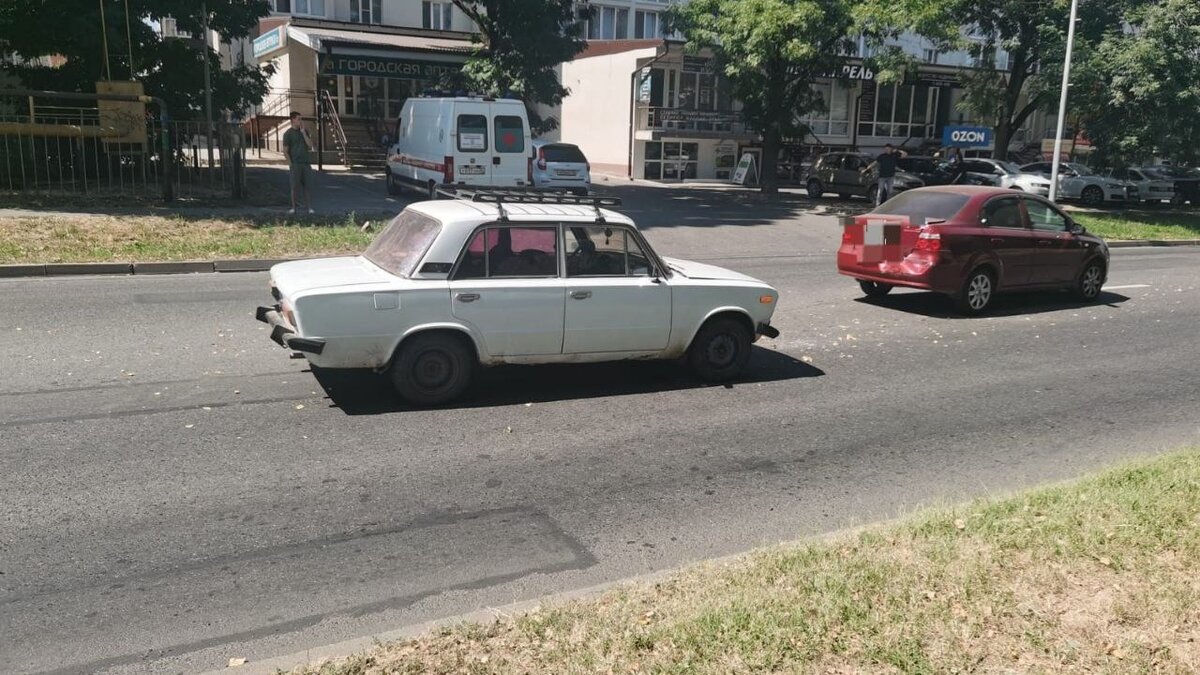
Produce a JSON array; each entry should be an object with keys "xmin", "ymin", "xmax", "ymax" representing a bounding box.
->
[{"xmin": 873, "ymin": 190, "xmax": 970, "ymax": 223}]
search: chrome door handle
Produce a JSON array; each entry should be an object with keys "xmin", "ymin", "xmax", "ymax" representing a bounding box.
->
[
  {"xmin": 570, "ymin": 290, "xmax": 592, "ymax": 300},
  {"xmin": 456, "ymin": 293, "xmax": 480, "ymax": 303}
]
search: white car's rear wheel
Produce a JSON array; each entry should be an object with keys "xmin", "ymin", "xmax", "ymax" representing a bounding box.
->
[
  {"xmin": 390, "ymin": 333, "xmax": 475, "ymax": 406},
  {"xmin": 688, "ymin": 317, "xmax": 752, "ymax": 382}
]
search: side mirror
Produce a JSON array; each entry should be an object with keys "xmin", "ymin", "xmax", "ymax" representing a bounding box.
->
[{"xmin": 1069, "ymin": 221, "xmax": 1084, "ymax": 234}]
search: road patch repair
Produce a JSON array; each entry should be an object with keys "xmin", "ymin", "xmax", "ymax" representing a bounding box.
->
[{"xmin": 267, "ymin": 448, "xmax": 1200, "ymax": 674}]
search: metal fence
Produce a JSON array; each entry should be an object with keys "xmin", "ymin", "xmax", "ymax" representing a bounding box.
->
[{"xmin": 0, "ymin": 93, "xmax": 246, "ymax": 203}]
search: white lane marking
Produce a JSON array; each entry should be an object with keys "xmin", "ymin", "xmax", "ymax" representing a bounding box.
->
[{"xmin": 1103, "ymin": 284, "xmax": 1151, "ymax": 290}]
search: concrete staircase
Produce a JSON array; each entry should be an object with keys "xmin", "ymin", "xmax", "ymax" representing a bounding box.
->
[{"xmin": 335, "ymin": 118, "xmax": 387, "ymax": 172}]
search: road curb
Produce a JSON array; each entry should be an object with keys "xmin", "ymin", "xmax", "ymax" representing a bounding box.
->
[
  {"xmin": 1, "ymin": 239, "xmax": 1196, "ymax": 279},
  {"xmin": 1107, "ymin": 239, "xmax": 1200, "ymax": 248}
]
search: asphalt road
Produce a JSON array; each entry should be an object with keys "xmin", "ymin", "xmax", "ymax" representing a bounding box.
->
[{"xmin": 1, "ymin": 191, "xmax": 1198, "ymax": 674}]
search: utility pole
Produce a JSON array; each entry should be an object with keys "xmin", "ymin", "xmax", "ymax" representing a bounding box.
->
[
  {"xmin": 1049, "ymin": 0, "xmax": 1080, "ymax": 202},
  {"xmin": 202, "ymin": 1, "xmax": 215, "ymax": 179}
]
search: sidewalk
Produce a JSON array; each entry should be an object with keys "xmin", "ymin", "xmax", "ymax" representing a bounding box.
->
[{"xmin": 0, "ymin": 164, "xmax": 409, "ymax": 220}]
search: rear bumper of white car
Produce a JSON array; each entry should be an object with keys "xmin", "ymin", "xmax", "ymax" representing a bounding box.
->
[{"xmin": 255, "ymin": 304, "xmax": 325, "ymax": 355}]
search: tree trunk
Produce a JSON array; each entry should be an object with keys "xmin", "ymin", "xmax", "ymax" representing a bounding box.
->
[
  {"xmin": 760, "ymin": 125, "xmax": 779, "ymax": 194},
  {"xmin": 993, "ymin": 118, "xmax": 1013, "ymax": 161}
]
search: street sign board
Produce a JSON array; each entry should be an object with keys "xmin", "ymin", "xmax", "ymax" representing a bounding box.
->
[
  {"xmin": 732, "ymin": 153, "xmax": 758, "ymax": 185},
  {"xmin": 942, "ymin": 125, "xmax": 993, "ymax": 147},
  {"xmin": 253, "ymin": 26, "xmax": 285, "ymax": 58}
]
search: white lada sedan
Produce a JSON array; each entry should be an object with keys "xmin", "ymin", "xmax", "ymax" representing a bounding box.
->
[{"xmin": 257, "ymin": 191, "xmax": 780, "ymax": 406}]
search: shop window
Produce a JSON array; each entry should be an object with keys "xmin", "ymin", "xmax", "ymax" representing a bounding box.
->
[
  {"xmin": 644, "ymin": 141, "xmax": 698, "ymax": 181},
  {"xmin": 862, "ymin": 84, "xmax": 939, "ymax": 139},
  {"xmin": 800, "ymin": 81, "xmax": 852, "ymax": 137}
]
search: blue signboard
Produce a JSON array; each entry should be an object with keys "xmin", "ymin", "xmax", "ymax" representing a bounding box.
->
[
  {"xmin": 253, "ymin": 26, "xmax": 284, "ymax": 58},
  {"xmin": 942, "ymin": 125, "xmax": 993, "ymax": 147}
]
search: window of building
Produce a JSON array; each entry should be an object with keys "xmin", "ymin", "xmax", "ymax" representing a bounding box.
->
[
  {"xmin": 922, "ymin": 48, "xmax": 940, "ymax": 64},
  {"xmin": 859, "ymin": 84, "xmax": 939, "ymax": 139},
  {"xmin": 351, "ymin": 0, "xmax": 382, "ymax": 24},
  {"xmin": 422, "ymin": 1, "xmax": 453, "ymax": 30},
  {"xmin": 634, "ymin": 10, "xmax": 661, "ymax": 39},
  {"xmin": 643, "ymin": 141, "xmax": 698, "ymax": 181},
  {"xmin": 800, "ymin": 81, "xmax": 852, "ymax": 136},
  {"xmin": 277, "ymin": 0, "xmax": 324, "ymax": 16},
  {"xmin": 587, "ymin": 6, "xmax": 629, "ymax": 40}
]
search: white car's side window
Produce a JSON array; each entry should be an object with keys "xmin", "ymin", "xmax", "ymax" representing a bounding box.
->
[
  {"xmin": 564, "ymin": 225, "xmax": 653, "ymax": 277},
  {"xmin": 454, "ymin": 226, "xmax": 559, "ymax": 280}
]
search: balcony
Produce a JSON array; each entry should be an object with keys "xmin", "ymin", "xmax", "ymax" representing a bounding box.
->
[{"xmin": 635, "ymin": 106, "xmax": 755, "ymax": 139}]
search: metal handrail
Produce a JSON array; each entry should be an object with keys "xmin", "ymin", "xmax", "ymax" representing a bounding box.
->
[{"xmin": 319, "ymin": 89, "xmax": 348, "ymax": 158}]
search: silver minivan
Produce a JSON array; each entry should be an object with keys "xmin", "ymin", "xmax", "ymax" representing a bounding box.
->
[{"xmin": 530, "ymin": 141, "xmax": 591, "ymax": 195}]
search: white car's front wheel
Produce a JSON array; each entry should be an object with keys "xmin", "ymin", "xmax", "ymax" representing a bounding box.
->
[
  {"xmin": 390, "ymin": 332, "xmax": 475, "ymax": 406},
  {"xmin": 688, "ymin": 317, "xmax": 753, "ymax": 382}
]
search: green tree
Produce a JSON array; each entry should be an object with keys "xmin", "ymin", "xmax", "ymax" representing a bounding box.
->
[
  {"xmin": 668, "ymin": 0, "xmax": 855, "ymax": 193},
  {"xmin": 1070, "ymin": 0, "xmax": 1200, "ymax": 166},
  {"xmin": 861, "ymin": 0, "xmax": 1130, "ymax": 160},
  {"xmin": 449, "ymin": 0, "xmax": 586, "ymax": 134},
  {"xmin": 0, "ymin": 0, "xmax": 272, "ymax": 120}
]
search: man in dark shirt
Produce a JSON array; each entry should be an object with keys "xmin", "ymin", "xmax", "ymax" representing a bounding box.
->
[
  {"xmin": 282, "ymin": 111, "xmax": 315, "ymax": 215},
  {"xmin": 864, "ymin": 144, "xmax": 906, "ymax": 206}
]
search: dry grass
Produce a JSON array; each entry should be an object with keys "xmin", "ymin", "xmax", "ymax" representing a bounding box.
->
[
  {"xmin": 0, "ymin": 213, "xmax": 377, "ymax": 263},
  {"xmin": 296, "ymin": 448, "xmax": 1200, "ymax": 674}
]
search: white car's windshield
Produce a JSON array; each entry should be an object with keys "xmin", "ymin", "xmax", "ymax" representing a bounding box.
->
[
  {"xmin": 363, "ymin": 210, "xmax": 441, "ymax": 277},
  {"xmin": 1070, "ymin": 164, "xmax": 1097, "ymax": 176},
  {"xmin": 997, "ymin": 161, "xmax": 1022, "ymax": 175}
]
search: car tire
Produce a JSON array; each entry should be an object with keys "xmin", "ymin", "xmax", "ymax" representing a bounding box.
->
[
  {"xmin": 859, "ymin": 280, "xmax": 893, "ymax": 298},
  {"xmin": 427, "ymin": 180, "xmax": 440, "ymax": 200},
  {"xmin": 1082, "ymin": 185, "xmax": 1105, "ymax": 206},
  {"xmin": 956, "ymin": 267, "xmax": 996, "ymax": 315},
  {"xmin": 688, "ymin": 317, "xmax": 753, "ymax": 383},
  {"xmin": 1074, "ymin": 260, "xmax": 1105, "ymax": 302},
  {"xmin": 807, "ymin": 179, "xmax": 824, "ymax": 199},
  {"xmin": 390, "ymin": 332, "xmax": 475, "ymax": 406},
  {"xmin": 386, "ymin": 170, "xmax": 400, "ymax": 195}
]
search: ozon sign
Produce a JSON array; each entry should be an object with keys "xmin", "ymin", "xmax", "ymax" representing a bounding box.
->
[{"xmin": 942, "ymin": 125, "xmax": 993, "ymax": 147}]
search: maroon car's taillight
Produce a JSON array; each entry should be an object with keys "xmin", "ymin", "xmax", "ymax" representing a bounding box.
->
[{"xmin": 914, "ymin": 231, "xmax": 942, "ymax": 253}]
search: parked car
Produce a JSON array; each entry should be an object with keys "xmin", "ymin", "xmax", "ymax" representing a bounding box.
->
[
  {"xmin": 806, "ymin": 152, "xmax": 924, "ymax": 200},
  {"xmin": 257, "ymin": 191, "xmax": 781, "ymax": 405},
  {"xmin": 1140, "ymin": 166, "xmax": 1200, "ymax": 206},
  {"xmin": 836, "ymin": 186, "xmax": 1110, "ymax": 315},
  {"xmin": 530, "ymin": 140, "xmax": 591, "ymax": 194},
  {"xmin": 1019, "ymin": 161, "xmax": 1138, "ymax": 206},
  {"xmin": 896, "ymin": 155, "xmax": 992, "ymax": 187},
  {"xmin": 1105, "ymin": 167, "xmax": 1175, "ymax": 204},
  {"xmin": 385, "ymin": 96, "xmax": 532, "ymax": 199},
  {"xmin": 961, "ymin": 159, "xmax": 1053, "ymax": 195}
]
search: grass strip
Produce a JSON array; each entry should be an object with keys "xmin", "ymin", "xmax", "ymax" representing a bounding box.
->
[
  {"xmin": 1074, "ymin": 211, "xmax": 1200, "ymax": 241},
  {"xmin": 298, "ymin": 448, "xmax": 1200, "ymax": 674}
]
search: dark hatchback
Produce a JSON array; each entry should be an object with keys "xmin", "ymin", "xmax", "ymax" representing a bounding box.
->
[
  {"xmin": 896, "ymin": 155, "xmax": 991, "ymax": 187},
  {"xmin": 836, "ymin": 186, "xmax": 1110, "ymax": 314}
]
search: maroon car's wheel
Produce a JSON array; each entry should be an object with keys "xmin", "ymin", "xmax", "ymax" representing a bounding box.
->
[
  {"xmin": 956, "ymin": 268, "xmax": 996, "ymax": 315},
  {"xmin": 1075, "ymin": 261, "xmax": 1104, "ymax": 301},
  {"xmin": 859, "ymin": 280, "xmax": 893, "ymax": 298}
]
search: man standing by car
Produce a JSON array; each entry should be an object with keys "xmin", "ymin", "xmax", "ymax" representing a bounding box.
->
[
  {"xmin": 864, "ymin": 144, "xmax": 906, "ymax": 205},
  {"xmin": 282, "ymin": 111, "xmax": 315, "ymax": 215}
]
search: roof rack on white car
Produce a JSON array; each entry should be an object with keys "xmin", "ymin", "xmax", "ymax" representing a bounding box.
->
[{"xmin": 434, "ymin": 186, "xmax": 620, "ymax": 223}]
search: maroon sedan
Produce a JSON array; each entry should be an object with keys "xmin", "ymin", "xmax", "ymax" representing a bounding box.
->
[{"xmin": 837, "ymin": 186, "xmax": 1110, "ymax": 314}]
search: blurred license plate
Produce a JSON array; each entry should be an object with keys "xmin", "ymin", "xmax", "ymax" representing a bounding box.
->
[
  {"xmin": 460, "ymin": 165, "xmax": 485, "ymax": 175},
  {"xmin": 555, "ymin": 170, "xmax": 577, "ymax": 177}
]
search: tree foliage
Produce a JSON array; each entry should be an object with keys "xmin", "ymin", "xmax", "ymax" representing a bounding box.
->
[
  {"xmin": 1070, "ymin": 0, "xmax": 1200, "ymax": 166},
  {"xmin": 449, "ymin": 0, "xmax": 586, "ymax": 135},
  {"xmin": 0, "ymin": 0, "xmax": 272, "ymax": 120},
  {"xmin": 668, "ymin": 0, "xmax": 855, "ymax": 192}
]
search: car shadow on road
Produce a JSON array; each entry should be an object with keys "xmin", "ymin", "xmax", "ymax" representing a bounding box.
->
[
  {"xmin": 854, "ymin": 289, "xmax": 1131, "ymax": 319},
  {"xmin": 310, "ymin": 346, "xmax": 823, "ymax": 415}
]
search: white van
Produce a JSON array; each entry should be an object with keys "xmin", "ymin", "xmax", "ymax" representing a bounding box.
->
[{"xmin": 385, "ymin": 96, "xmax": 532, "ymax": 198}]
